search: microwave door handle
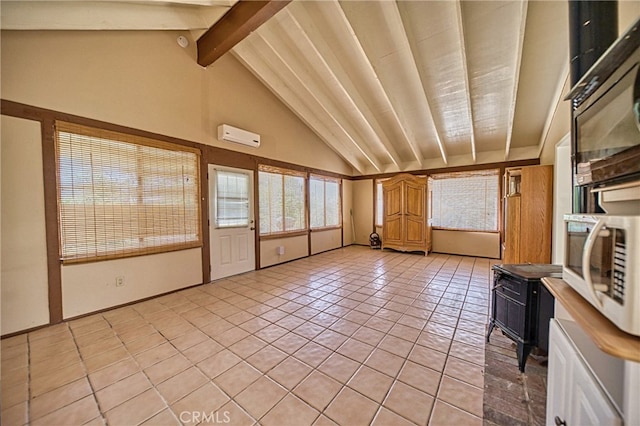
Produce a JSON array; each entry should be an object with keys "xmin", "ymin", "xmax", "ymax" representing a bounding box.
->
[{"xmin": 582, "ymin": 219, "xmax": 605, "ymax": 309}]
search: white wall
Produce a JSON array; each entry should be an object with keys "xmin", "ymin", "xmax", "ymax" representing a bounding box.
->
[
  {"xmin": 432, "ymin": 230, "xmax": 501, "ymax": 259},
  {"xmin": 62, "ymin": 249, "xmax": 202, "ymax": 318},
  {"xmin": 1, "ymin": 30, "xmax": 353, "ymax": 177},
  {"xmin": 352, "ymin": 179, "xmax": 374, "ymax": 245},
  {"xmin": 1, "ymin": 116, "xmax": 50, "ymax": 334},
  {"xmin": 552, "ymin": 134, "xmax": 572, "ymax": 265},
  {"xmin": 342, "ymin": 180, "xmax": 354, "ymax": 246},
  {"xmin": 310, "ymin": 229, "xmax": 342, "ymax": 255},
  {"xmin": 260, "ymin": 235, "xmax": 308, "ymax": 268}
]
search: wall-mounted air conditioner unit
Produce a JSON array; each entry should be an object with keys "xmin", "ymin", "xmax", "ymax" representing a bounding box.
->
[{"xmin": 217, "ymin": 124, "xmax": 260, "ymax": 148}]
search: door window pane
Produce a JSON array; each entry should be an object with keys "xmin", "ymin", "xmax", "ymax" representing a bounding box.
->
[{"xmin": 216, "ymin": 170, "xmax": 249, "ymax": 228}]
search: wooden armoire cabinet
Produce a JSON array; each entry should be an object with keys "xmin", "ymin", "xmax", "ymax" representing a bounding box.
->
[
  {"xmin": 503, "ymin": 165, "xmax": 553, "ymax": 264},
  {"xmin": 382, "ymin": 173, "xmax": 431, "ymax": 254}
]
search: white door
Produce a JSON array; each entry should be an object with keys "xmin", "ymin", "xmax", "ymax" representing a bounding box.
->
[{"xmin": 209, "ymin": 165, "xmax": 256, "ymax": 280}]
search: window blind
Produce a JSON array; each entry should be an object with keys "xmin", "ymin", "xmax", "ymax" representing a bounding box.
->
[
  {"xmin": 310, "ymin": 175, "xmax": 341, "ymax": 229},
  {"xmin": 430, "ymin": 169, "xmax": 499, "ymax": 232},
  {"xmin": 258, "ymin": 165, "xmax": 306, "ymax": 235},
  {"xmin": 55, "ymin": 121, "xmax": 201, "ymax": 263},
  {"xmin": 375, "ymin": 179, "xmax": 387, "ymax": 227},
  {"xmin": 215, "ymin": 170, "xmax": 249, "ymax": 228}
]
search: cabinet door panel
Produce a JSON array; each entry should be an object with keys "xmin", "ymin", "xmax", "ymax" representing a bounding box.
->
[
  {"xmin": 546, "ymin": 320, "xmax": 622, "ymax": 426},
  {"xmin": 384, "ymin": 217, "xmax": 403, "ymax": 244},
  {"xmin": 547, "ymin": 321, "xmax": 571, "ymax": 426},
  {"xmin": 506, "ymin": 299, "xmax": 525, "ymax": 337},
  {"xmin": 495, "ymin": 292, "xmax": 508, "ymax": 327},
  {"xmin": 383, "ymin": 182, "xmax": 403, "ymax": 247},
  {"xmin": 572, "ymin": 359, "xmax": 622, "ymax": 426},
  {"xmin": 504, "ymin": 195, "xmax": 521, "ymax": 264},
  {"xmin": 404, "ymin": 183, "xmax": 424, "ymax": 217},
  {"xmin": 405, "ymin": 218, "xmax": 425, "ymax": 244},
  {"xmin": 384, "ymin": 184, "xmax": 402, "ymax": 217}
]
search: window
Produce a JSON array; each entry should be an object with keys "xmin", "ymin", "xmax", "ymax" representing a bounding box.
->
[
  {"xmin": 215, "ymin": 170, "xmax": 249, "ymax": 228},
  {"xmin": 55, "ymin": 121, "xmax": 201, "ymax": 263},
  {"xmin": 375, "ymin": 179, "xmax": 386, "ymax": 227},
  {"xmin": 258, "ymin": 165, "xmax": 306, "ymax": 235},
  {"xmin": 430, "ymin": 169, "xmax": 499, "ymax": 231},
  {"xmin": 310, "ymin": 175, "xmax": 341, "ymax": 229}
]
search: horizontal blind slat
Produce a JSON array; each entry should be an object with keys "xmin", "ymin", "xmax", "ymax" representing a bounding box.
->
[
  {"xmin": 430, "ymin": 169, "xmax": 499, "ymax": 232},
  {"xmin": 55, "ymin": 121, "xmax": 202, "ymax": 263}
]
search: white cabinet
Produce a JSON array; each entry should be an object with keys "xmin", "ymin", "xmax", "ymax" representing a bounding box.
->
[
  {"xmin": 547, "ymin": 322, "xmax": 571, "ymax": 425},
  {"xmin": 547, "ymin": 320, "xmax": 622, "ymax": 426}
]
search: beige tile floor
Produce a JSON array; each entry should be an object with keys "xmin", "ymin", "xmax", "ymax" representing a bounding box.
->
[{"xmin": 1, "ymin": 246, "xmax": 491, "ymax": 426}]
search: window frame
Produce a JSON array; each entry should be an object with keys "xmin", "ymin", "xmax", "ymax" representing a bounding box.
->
[
  {"xmin": 55, "ymin": 121, "xmax": 202, "ymax": 264},
  {"xmin": 257, "ymin": 165, "xmax": 307, "ymax": 237},
  {"xmin": 309, "ymin": 174, "xmax": 342, "ymax": 231}
]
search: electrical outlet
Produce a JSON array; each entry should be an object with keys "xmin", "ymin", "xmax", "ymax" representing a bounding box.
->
[{"xmin": 115, "ymin": 276, "xmax": 125, "ymax": 287}]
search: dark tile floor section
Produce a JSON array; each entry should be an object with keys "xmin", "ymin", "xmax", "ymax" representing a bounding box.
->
[{"xmin": 483, "ymin": 329, "xmax": 548, "ymax": 426}]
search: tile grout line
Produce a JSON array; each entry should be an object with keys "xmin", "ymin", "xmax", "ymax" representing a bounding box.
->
[
  {"xmin": 27, "ymin": 330, "xmax": 32, "ymax": 426},
  {"xmin": 241, "ymin": 250, "xmax": 446, "ymax": 425},
  {"xmin": 367, "ymin": 252, "xmax": 454, "ymax": 425},
  {"xmin": 12, "ymin": 247, "xmax": 493, "ymax": 426},
  {"xmin": 68, "ymin": 320, "xmax": 108, "ymax": 425}
]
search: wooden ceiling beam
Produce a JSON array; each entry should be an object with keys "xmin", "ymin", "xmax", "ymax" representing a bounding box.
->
[{"xmin": 197, "ymin": 0, "xmax": 291, "ymax": 67}]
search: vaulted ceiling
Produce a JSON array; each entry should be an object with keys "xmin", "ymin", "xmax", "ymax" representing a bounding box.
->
[{"xmin": 2, "ymin": 0, "xmax": 570, "ymax": 175}]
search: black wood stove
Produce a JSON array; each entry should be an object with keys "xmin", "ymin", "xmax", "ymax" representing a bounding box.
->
[{"xmin": 486, "ymin": 264, "xmax": 562, "ymax": 372}]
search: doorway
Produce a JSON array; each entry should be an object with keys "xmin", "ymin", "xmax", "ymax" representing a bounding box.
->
[{"xmin": 209, "ymin": 165, "xmax": 256, "ymax": 280}]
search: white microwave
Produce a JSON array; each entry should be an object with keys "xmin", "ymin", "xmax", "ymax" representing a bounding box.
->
[{"xmin": 563, "ymin": 214, "xmax": 640, "ymax": 336}]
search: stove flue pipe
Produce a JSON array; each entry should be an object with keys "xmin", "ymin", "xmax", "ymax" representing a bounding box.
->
[{"xmin": 569, "ymin": 1, "xmax": 618, "ymax": 87}]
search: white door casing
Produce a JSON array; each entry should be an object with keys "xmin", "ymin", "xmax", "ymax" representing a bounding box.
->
[{"xmin": 209, "ymin": 165, "xmax": 256, "ymax": 281}]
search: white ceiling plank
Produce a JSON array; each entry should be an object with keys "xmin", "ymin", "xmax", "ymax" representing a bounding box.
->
[
  {"xmin": 283, "ymin": 5, "xmax": 403, "ymax": 168},
  {"xmin": 273, "ymin": 8, "xmax": 402, "ymax": 168},
  {"xmin": 511, "ymin": 0, "xmax": 569, "ymax": 150},
  {"xmin": 504, "ymin": 0, "xmax": 529, "ymax": 160},
  {"xmin": 234, "ymin": 35, "xmax": 374, "ymax": 174},
  {"xmin": 463, "ymin": 1, "xmax": 528, "ymax": 154},
  {"xmin": 290, "ymin": 1, "xmax": 425, "ymax": 163},
  {"xmin": 233, "ymin": 47, "xmax": 367, "ymax": 174},
  {"xmin": 255, "ymin": 27, "xmax": 383, "ymax": 172},
  {"xmin": 455, "ymin": 0, "xmax": 477, "ymax": 163},
  {"xmin": 397, "ymin": 1, "xmax": 471, "ymax": 159},
  {"xmin": 334, "ymin": 0, "xmax": 426, "ymax": 168},
  {"xmin": 391, "ymin": 0, "xmax": 450, "ymax": 166}
]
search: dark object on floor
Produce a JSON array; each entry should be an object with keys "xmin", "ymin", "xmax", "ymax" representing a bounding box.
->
[
  {"xmin": 369, "ymin": 232, "xmax": 381, "ymax": 249},
  {"xmin": 486, "ymin": 264, "xmax": 561, "ymax": 372}
]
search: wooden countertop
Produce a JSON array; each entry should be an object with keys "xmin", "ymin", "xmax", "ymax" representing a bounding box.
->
[{"xmin": 542, "ymin": 277, "xmax": 640, "ymax": 362}]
